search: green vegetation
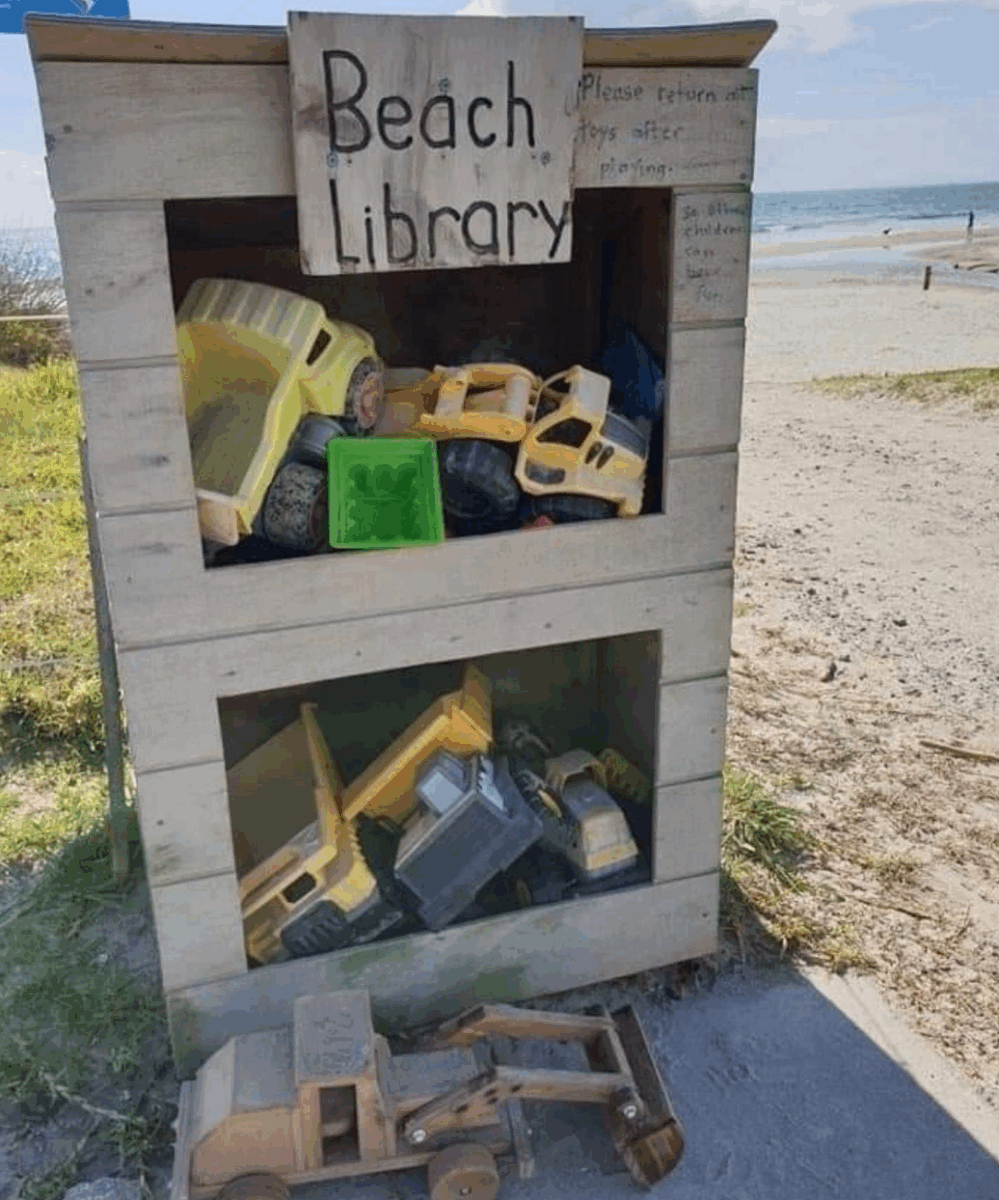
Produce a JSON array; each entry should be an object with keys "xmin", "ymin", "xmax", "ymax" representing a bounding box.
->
[
  {"xmin": 721, "ymin": 767, "xmax": 872, "ymax": 971},
  {"xmin": 814, "ymin": 366, "xmax": 999, "ymax": 413},
  {"xmin": 1, "ymin": 359, "xmax": 175, "ymax": 1196}
]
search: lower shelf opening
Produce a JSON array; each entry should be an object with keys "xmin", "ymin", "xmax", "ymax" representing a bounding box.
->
[{"xmin": 221, "ymin": 631, "xmax": 660, "ymax": 970}]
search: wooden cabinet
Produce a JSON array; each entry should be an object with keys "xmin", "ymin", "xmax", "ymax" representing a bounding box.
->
[{"xmin": 27, "ymin": 13, "xmax": 774, "ymax": 1076}]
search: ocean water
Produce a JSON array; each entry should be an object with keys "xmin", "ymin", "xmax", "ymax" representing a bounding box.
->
[
  {"xmin": 3, "ymin": 181, "xmax": 998, "ymax": 284},
  {"xmin": 752, "ymin": 181, "xmax": 999, "ymax": 243}
]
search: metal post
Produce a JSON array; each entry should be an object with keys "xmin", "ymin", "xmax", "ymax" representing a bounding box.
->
[{"xmin": 78, "ymin": 436, "xmax": 131, "ymax": 885}]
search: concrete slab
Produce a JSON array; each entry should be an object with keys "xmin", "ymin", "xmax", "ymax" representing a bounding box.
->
[{"xmin": 292, "ymin": 964, "xmax": 998, "ymax": 1200}]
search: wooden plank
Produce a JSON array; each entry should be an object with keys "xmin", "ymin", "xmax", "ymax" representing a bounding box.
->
[
  {"xmin": 166, "ymin": 871, "xmax": 719, "ymax": 1076},
  {"xmin": 666, "ymin": 324, "xmax": 745, "ymax": 455},
  {"xmin": 78, "ymin": 363, "xmax": 196, "ymax": 514},
  {"xmin": 663, "ymin": 450, "xmax": 738, "ymax": 565},
  {"xmin": 668, "ymin": 190, "xmax": 751, "ymax": 323},
  {"xmin": 293, "ymin": 991, "xmax": 374, "ymax": 1087},
  {"xmin": 54, "ymin": 204, "xmax": 177, "ymax": 361},
  {"xmin": 134, "ymin": 760, "xmax": 235, "ymax": 887},
  {"xmin": 150, "ymin": 871, "xmax": 247, "ymax": 992},
  {"xmin": 657, "ymin": 675, "xmax": 728, "ymax": 786},
  {"xmin": 39, "ymin": 63, "xmax": 295, "ymax": 202},
  {"xmin": 115, "ymin": 642, "xmax": 221, "ymax": 774},
  {"xmin": 576, "ymin": 68, "xmax": 756, "ymax": 189},
  {"xmin": 170, "ymin": 1081, "xmax": 196, "ymax": 1200},
  {"xmin": 26, "ymin": 14, "xmax": 777, "ymax": 69},
  {"xmin": 660, "ymin": 566, "xmax": 733, "ymax": 682},
  {"xmin": 287, "ymin": 14, "xmax": 582, "ymax": 274},
  {"xmin": 429, "ymin": 1004, "xmax": 613, "ymax": 1048},
  {"xmin": 115, "ymin": 569, "xmax": 731, "ymax": 774},
  {"xmin": 98, "ymin": 454, "xmax": 737, "ymax": 651},
  {"xmin": 36, "ymin": 59, "xmax": 766, "ymax": 207},
  {"xmin": 653, "ymin": 775, "xmax": 723, "ymax": 883}
]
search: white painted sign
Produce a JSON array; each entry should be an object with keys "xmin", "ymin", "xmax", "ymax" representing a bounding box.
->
[
  {"xmin": 574, "ymin": 68, "xmax": 758, "ymax": 189},
  {"xmin": 670, "ymin": 191, "xmax": 752, "ymax": 323},
  {"xmin": 288, "ymin": 13, "xmax": 584, "ymax": 275}
]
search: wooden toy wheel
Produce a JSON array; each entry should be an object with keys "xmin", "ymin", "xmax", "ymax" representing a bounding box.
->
[
  {"xmin": 427, "ymin": 1143, "xmax": 501, "ymax": 1200},
  {"xmin": 215, "ymin": 1173, "xmax": 290, "ymax": 1200}
]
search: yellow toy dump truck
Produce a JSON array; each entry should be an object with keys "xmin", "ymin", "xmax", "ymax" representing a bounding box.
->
[
  {"xmin": 377, "ymin": 364, "xmax": 649, "ymax": 532},
  {"xmin": 235, "ymin": 704, "xmax": 404, "ymax": 964},
  {"xmin": 171, "ymin": 990, "xmax": 685, "ymax": 1200},
  {"xmin": 340, "ymin": 664, "xmax": 493, "ymax": 826},
  {"xmin": 235, "ymin": 667, "xmax": 492, "ymax": 963},
  {"xmin": 176, "ymin": 278, "xmax": 385, "ymax": 552}
]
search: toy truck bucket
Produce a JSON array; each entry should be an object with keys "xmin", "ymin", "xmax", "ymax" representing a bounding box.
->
[
  {"xmin": 377, "ymin": 364, "xmax": 540, "ymax": 442},
  {"xmin": 340, "ymin": 665, "xmax": 493, "ymax": 825},
  {"xmin": 515, "ymin": 367, "xmax": 647, "ymax": 517},
  {"xmin": 176, "ymin": 278, "xmax": 381, "ymax": 546}
]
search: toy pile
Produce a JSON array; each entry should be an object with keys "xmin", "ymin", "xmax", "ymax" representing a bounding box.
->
[
  {"xmin": 176, "ymin": 279, "xmax": 663, "ymax": 566},
  {"xmin": 232, "ymin": 666, "xmax": 653, "ymax": 966}
]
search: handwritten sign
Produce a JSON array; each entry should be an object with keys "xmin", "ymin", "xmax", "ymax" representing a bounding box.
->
[
  {"xmin": 288, "ymin": 13, "xmax": 583, "ymax": 275},
  {"xmin": 574, "ymin": 68, "xmax": 757, "ymax": 189},
  {"xmin": 670, "ymin": 190, "xmax": 752, "ymax": 323}
]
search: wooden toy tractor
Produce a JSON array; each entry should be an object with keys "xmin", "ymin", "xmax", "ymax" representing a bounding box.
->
[
  {"xmin": 171, "ymin": 990, "xmax": 685, "ymax": 1200},
  {"xmin": 176, "ymin": 278, "xmax": 385, "ymax": 553},
  {"xmin": 377, "ymin": 364, "xmax": 649, "ymax": 533}
]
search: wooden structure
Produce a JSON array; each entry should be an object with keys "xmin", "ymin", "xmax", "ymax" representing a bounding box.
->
[{"xmin": 26, "ymin": 13, "xmax": 775, "ymax": 1076}]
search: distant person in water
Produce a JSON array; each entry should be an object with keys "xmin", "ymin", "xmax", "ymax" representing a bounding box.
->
[{"xmin": 968, "ymin": 210, "xmax": 975, "ymax": 236}]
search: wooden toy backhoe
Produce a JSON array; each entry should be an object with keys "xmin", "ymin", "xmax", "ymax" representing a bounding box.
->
[{"xmin": 171, "ymin": 990, "xmax": 684, "ymax": 1200}]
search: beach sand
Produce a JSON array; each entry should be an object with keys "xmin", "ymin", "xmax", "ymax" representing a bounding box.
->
[{"xmin": 729, "ymin": 255, "xmax": 999, "ymax": 1113}]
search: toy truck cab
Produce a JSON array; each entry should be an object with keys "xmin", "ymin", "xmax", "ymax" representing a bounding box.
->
[
  {"xmin": 542, "ymin": 750, "xmax": 640, "ymax": 882},
  {"xmin": 176, "ymin": 278, "xmax": 384, "ymax": 549},
  {"xmin": 515, "ymin": 368, "xmax": 649, "ymax": 517}
]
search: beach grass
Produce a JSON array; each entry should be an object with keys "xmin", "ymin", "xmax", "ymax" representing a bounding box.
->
[{"xmin": 814, "ymin": 366, "xmax": 999, "ymax": 413}]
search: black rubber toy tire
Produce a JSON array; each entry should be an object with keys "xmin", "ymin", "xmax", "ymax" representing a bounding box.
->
[
  {"xmin": 340, "ymin": 356, "xmax": 385, "ymax": 435},
  {"xmin": 289, "ymin": 414, "xmax": 345, "ymax": 468},
  {"xmin": 261, "ymin": 461, "xmax": 328, "ymax": 552},
  {"xmin": 439, "ymin": 439, "xmax": 521, "ymax": 534},
  {"xmin": 527, "ymin": 493, "xmax": 618, "ymax": 524}
]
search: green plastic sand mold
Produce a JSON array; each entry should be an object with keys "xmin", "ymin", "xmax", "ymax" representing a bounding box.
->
[{"xmin": 328, "ymin": 438, "xmax": 445, "ymax": 550}]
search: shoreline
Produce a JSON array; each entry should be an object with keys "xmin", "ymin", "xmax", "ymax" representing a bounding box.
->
[{"xmin": 752, "ymin": 224, "xmax": 999, "ymax": 277}]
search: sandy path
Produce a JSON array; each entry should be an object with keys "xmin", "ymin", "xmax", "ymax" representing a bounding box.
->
[{"xmin": 727, "ymin": 266, "xmax": 999, "ymax": 1101}]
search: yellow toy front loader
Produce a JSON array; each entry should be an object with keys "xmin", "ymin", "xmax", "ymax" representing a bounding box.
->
[{"xmin": 377, "ymin": 363, "xmax": 648, "ymax": 530}]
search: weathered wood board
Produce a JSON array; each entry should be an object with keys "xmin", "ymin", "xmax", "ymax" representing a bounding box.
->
[
  {"xmin": 669, "ymin": 189, "xmax": 752, "ymax": 323},
  {"xmin": 287, "ymin": 13, "xmax": 583, "ymax": 274},
  {"xmin": 653, "ymin": 775, "xmax": 723, "ymax": 882},
  {"xmin": 665, "ymin": 324, "xmax": 745, "ymax": 455},
  {"xmin": 166, "ymin": 871, "xmax": 719, "ymax": 1075},
  {"xmin": 575, "ymin": 68, "xmax": 756, "ymax": 188},
  {"xmin": 97, "ymin": 451, "xmax": 736, "ymax": 653},
  {"xmin": 149, "ymin": 871, "xmax": 248, "ymax": 992},
  {"xmin": 115, "ymin": 570, "xmax": 733, "ymax": 776}
]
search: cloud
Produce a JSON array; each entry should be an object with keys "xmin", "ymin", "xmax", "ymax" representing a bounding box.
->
[
  {"xmin": 622, "ymin": 0, "xmax": 996, "ymax": 56},
  {"xmin": 455, "ymin": 0, "xmax": 510, "ymax": 13},
  {"xmin": 0, "ymin": 150, "xmax": 53, "ymax": 229}
]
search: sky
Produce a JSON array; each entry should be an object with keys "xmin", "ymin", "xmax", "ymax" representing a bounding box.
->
[{"xmin": 2, "ymin": 0, "xmax": 999, "ymax": 226}]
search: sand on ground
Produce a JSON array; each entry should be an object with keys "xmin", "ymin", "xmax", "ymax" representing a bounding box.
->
[{"xmin": 731, "ymin": 264, "xmax": 999, "ymax": 1104}]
